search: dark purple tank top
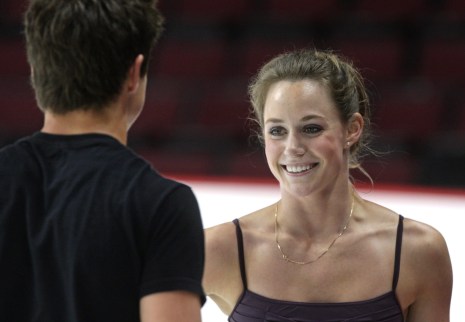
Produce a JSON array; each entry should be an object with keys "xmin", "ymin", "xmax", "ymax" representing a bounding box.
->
[{"xmin": 229, "ymin": 216, "xmax": 405, "ymax": 322}]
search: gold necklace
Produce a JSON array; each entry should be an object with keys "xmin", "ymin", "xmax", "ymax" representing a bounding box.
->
[{"xmin": 274, "ymin": 195, "xmax": 355, "ymax": 265}]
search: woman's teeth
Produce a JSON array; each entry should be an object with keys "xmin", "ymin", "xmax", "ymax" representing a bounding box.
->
[{"xmin": 285, "ymin": 164, "xmax": 314, "ymax": 173}]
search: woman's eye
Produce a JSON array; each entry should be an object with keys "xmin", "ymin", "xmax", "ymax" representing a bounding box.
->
[
  {"xmin": 303, "ymin": 125, "xmax": 322, "ymax": 134},
  {"xmin": 268, "ymin": 127, "xmax": 285, "ymax": 136}
]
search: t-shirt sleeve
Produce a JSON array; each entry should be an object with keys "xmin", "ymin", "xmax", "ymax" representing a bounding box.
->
[{"xmin": 139, "ymin": 184, "xmax": 206, "ymax": 305}]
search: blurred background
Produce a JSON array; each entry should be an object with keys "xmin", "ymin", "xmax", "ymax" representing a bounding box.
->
[{"xmin": 1, "ymin": 0, "xmax": 464, "ymax": 188}]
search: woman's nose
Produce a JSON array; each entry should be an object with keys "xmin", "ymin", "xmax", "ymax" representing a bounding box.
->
[{"xmin": 284, "ymin": 132, "xmax": 305, "ymax": 156}]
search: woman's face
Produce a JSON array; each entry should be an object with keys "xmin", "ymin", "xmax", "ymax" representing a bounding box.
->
[{"xmin": 263, "ymin": 79, "xmax": 352, "ymax": 197}]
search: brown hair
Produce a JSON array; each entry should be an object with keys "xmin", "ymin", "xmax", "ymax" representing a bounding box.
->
[
  {"xmin": 248, "ymin": 48, "xmax": 372, "ymax": 172},
  {"xmin": 25, "ymin": 0, "xmax": 164, "ymax": 114}
]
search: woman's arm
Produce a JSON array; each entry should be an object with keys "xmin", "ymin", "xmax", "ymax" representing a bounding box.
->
[
  {"xmin": 140, "ymin": 291, "xmax": 202, "ymax": 322},
  {"xmin": 203, "ymin": 223, "xmax": 243, "ymax": 316},
  {"xmin": 403, "ymin": 220, "xmax": 453, "ymax": 322}
]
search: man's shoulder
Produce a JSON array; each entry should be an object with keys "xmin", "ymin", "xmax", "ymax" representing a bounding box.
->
[
  {"xmin": 117, "ymin": 151, "xmax": 193, "ymax": 200},
  {"xmin": 0, "ymin": 136, "xmax": 34, "ymax": 168}
]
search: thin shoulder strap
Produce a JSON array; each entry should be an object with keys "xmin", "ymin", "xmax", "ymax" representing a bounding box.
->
[
  {"xmin": 392, "ymin": 215, "xmax": 404, "ymax": 290},
  {"xmin": 232, "ymin": 219, "xmax": 248, "ymax": 289}
]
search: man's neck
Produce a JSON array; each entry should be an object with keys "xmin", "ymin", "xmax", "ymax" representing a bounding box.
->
[{"xmin": 41, "ymin": 106, "xmax": 128, "ymax": 145}]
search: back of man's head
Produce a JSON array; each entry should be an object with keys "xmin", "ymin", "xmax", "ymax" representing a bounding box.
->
[{"xmin": 25, "ymin": 0, "xmax": 164, "ymax": 114}]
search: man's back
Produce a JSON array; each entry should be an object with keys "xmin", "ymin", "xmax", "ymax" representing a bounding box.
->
[{"xmin": 0, "ymin": 132, "xmax": 205, "ymax": 321}]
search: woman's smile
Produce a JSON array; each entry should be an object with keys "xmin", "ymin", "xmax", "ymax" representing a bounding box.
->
[{"xmin": 281, "ymin": 163, "xmax": 319, "ymax": 175}]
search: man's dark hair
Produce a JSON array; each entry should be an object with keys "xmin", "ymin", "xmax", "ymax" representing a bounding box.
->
[{"xmin": 25, "ymin": 0, "xmax": 164, "ymax": 113}]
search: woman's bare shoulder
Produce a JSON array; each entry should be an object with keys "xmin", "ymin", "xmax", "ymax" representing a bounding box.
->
[
  {"xmin": 203, "ymin": 221, "xmax": 239, "ymax": 301},
  {"xmin": 402, "ymin": 217, "xmax": 450, "ymax": 264},
  {"xmin": 203, "ymin": 208, "xmax": 271, "ymax": 314},
  {"xmin": 399, "ymin": 217, "xmax": 452, "ymax": 319},
  {"xmin": 205, "ymin": 206, "xmax": 272, "ymax": 254},
  {"xmin": 205, "ymin": 221, "xmax": 237, "ymax": 262},
  {"xmin": 360, "ymin": 198, "xmax": 449, "ymax": 253}
]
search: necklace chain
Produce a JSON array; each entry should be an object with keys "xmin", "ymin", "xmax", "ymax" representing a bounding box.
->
[{"xmin": 274, "ymin": 194, "xmax": 355, "ymax": 265}]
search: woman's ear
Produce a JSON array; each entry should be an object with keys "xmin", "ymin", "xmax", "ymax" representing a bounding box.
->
[{"xmin": 345, "ymin": 112, "xmax": 364, "ymax": 147}]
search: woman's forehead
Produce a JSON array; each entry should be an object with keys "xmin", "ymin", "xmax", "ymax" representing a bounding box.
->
[{"xmin": 263, "ymin": 79, "xmax": 338, "ymax": 119}]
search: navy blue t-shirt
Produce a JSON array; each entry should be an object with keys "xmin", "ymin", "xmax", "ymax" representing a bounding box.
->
[{"xmin": 0, "ymin": 132, "xmax": 205, "ymax": 322}]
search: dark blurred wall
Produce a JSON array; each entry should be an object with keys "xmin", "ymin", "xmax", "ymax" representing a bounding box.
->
[{"xmin": 1, "ymin": 0, "xmax": 464, "ymax": 187}]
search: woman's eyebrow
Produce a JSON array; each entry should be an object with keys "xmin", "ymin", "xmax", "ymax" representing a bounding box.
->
[{"xmin": 265, "ymin": 114, "xmax": 324, "ymax": 124}]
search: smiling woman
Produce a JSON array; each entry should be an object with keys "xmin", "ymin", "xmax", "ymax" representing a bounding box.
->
[
  {"xmin": 202, "ymin": 48, "xmax": 453, "ymax": 322},
  {"xmin": 262, "ymin": 79, "xmax": 363, "ymax": 198},
  {"xmin": 249, "ymin": 49, "xmax": 372, "ymax": 175}
]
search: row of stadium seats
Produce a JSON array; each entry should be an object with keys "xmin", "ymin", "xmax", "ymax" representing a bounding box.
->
[{"xmin": 0, "ymin": 0, "xmax": 464, "ymax": 187}]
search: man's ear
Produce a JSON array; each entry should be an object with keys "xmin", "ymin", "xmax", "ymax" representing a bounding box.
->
[
  {"xmin": 346, "ymin": 112, "xmax": 364, "ymax": 146},
  {"xmin": 127, "ymin": 54, "xmax": 145, "ymax": 94}
]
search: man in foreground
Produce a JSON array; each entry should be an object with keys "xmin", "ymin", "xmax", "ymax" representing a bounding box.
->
[{"xmin": 0, "ymin": 1, "xmax": 205, "ymax": 321}]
